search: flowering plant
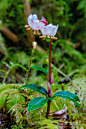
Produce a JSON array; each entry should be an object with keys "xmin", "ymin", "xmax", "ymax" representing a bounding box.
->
[{"xmin": 20, "ymin": 14, "xmax": 80, "ymax": 119}]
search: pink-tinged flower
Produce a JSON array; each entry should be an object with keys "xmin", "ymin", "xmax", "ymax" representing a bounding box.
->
[
  {"xmin": 41, "ymin": 23, "xmax": 59, "ymax": 37},
  {"xmin": 27, "ymin": 14, "xmax": 41, "ymax": 30},
  {"xmin": 27, "ymin": 14, "xmax": 38, "ymax": 25}
]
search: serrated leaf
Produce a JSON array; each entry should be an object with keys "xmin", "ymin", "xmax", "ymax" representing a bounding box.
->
[
  {"xmin": 30, "ymin": 65, "xmax": 48, "ymax": 74},
  {"xmin": 53, "ymin": 91, "xmax": 80, "ymax": 109},
  {"xmin": 28, "ymin": 97, "xmax": 48, "ymax": 111},
  {"xmin": 20, "ymin": 84, "xmax": 47, "ymax": 96}
]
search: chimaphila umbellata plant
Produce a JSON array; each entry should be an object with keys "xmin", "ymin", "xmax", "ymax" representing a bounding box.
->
[{"xmin": 20, "ymin": 14, "xmax": 80, "ymax": 119}]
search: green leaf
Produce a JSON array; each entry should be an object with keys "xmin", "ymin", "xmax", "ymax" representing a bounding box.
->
[
  {"xmin": 20, "ymin": 84, "xmax": 47, "ymax": 96},
  {"xmin": 77, "ymin": 0, "xmax": 86, "ymax": 10},
  {"xmin": 53, "ymin": 91, "xmax": 80, "ymax": 101},
  {"xmin": 3, "ymin": 62, "xmax": 10, "ymax": 68},
  {"xmin": 53, "ymin": 91, "xmax": 80, "ymax": 109},
  {"xmin": 16, "ymin": 63, "xmax": 27, "ymax": 71},
  {"xmin": 30, "ymin": 65, "xmax": 48, "ymax": 75},
  {"xmin": 28, "ymin": 97, "xmax": 48, "ymax": 111}
]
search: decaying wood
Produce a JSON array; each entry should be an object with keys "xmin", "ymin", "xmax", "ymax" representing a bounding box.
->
[
  {"xmin": 23, "ymin": 0, "xmax": 31, "ymax": 18},
  {"xmin": 0, "ymin": 26, "xmax": 46, "ymax": 53},
  {"xmin": 0, "ymin": 26, "xmax": 18, "ymax": 43},
  {"xmin": 23, "ymin": 0, "xmax": 35, "ymax": 47}
]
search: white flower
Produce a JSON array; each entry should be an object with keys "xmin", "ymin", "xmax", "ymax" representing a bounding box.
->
[
  {"xmin": 27, "ymin": 14, "xmax": 41, "ymax": 30},
  {"xmin": 27, "ymin": 14, "xmax": 59, "ymax": 39},
  {"xmin": 41, "ymin": 23, "xmax": 59, "ymax": 37},
  {"xmin": 27, "ymin": 14, "xmax": 38, "ymax": 26}
]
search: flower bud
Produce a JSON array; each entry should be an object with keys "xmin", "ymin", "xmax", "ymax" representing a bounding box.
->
[{"xmin": 32, "ymin": 41, "xmax": 37, "ymax": 50}]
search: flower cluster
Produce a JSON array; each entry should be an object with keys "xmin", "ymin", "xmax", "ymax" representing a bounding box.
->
[{"xmin": 26, "ymin": 14, "xmax": 59, "ymax": 40}]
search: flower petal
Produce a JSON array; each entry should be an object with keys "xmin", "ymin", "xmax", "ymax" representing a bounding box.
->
[
  {"xmin": 32, "ymin": 14, "xmax": 38, "ymax": 20},
  {"xmin": 41, "ymin": 23, "xmax": 59, "ymax": 37},
  {"xmin": 27, "ymin": 14, "xmax": 42, "ymax": 30},
  {"xmin": 40, "ymin": 16, "xmax": 48, "ymax": 26},
  {"xmin": 32, "ymin": 20, "xmax": 41, "ymax": 30}
]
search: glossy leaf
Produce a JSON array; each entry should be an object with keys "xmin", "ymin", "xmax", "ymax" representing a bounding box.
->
[
  {"xmin": 30, "ymin": 66, "xmax": 48, "ymax": 75},
  {"xmin": 53, "ymin": 91, "xmax": 80, "ymax": 109},
  {"xmin": 28, "ymin": 97, "xmax": 48, "ymax": 111},
  {"xmin": 20, "ymin": 84, "xmax": 47, "ymax": 96}
]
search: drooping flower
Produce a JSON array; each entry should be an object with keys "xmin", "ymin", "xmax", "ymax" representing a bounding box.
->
[
  {"xmin": 41, "ymin": 23, "xmax": 59, "ymax": 37},
  {"xmin": 27, "ymin": 14, "xmax": 41, "ymax": 30},
  {"xmin": 26, "ymin": 14, "xmax": 59, "ymax": 39},
  {"xmin": 28, "ymin": 14, "xmax": 38, "ymax": 25},
  {"xmin": 27, "ymin": 14, "xmax": 48, "ymax": 31}
]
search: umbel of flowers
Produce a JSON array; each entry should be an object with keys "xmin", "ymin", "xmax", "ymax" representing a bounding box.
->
[
  {"xmin": 21, "ymin": 14, "xmax": 80, "ymax": 119},
  {"xmin": 25, "ymin": 14, "xmax": 59, "ymax": 40}
]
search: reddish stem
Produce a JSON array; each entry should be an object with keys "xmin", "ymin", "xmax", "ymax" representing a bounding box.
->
[
  {"xmin": 46, "ymin": 40, "xmax": 51, "ymax": 119},
  {"xmin": 49, "ymin": 40, "xmax": 51, "ymax": 84}
]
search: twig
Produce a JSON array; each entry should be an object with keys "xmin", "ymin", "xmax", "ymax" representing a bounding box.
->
[{"xmin": 58, "ymin": 64, "xmax": 64, "ymax": 70}]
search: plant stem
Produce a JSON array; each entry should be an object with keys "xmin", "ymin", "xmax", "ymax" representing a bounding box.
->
[
  {"xmin": 49, "ymin": 40, "xmax": 51, "ymax": 84},
  {"xmin": 46, "ymin": 99, "xmax": 51, "ymax": 119},
  {"xmin": 2, "ymin": 69, "xmax": 10, "ymax": 84},
  {"xmin": 46, "ymin": 40, "xmax": 51, "ymax": 119},
  {"xmin": 24, "ymin": 42, "xmax": 36, "ymax": 99},
  {"xmin": 24, "ymin": 49, "xmax": 35, "ymax": 85}
]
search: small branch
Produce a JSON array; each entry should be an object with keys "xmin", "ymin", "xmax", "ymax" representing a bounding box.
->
[{"xmin": 58, "ymin": 64, "xmax": 64, "ymax": 70}]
